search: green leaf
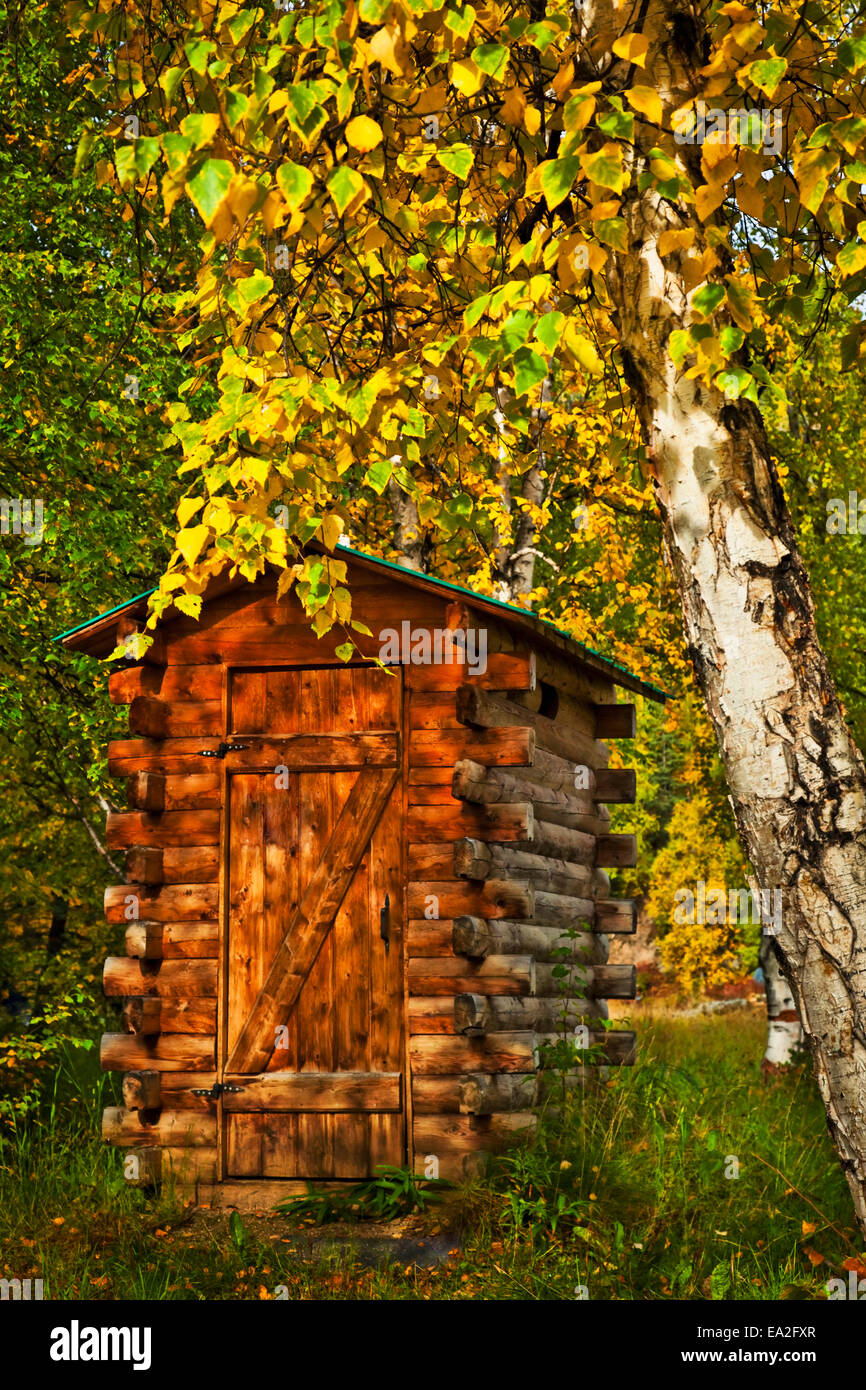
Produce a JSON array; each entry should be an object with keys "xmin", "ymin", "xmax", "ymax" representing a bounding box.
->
[
  {"xmin": 715, "ymin": 367, "xmax": 758, "ymax": 402},
  {"xmin": 285, "ymin": 84, "xmax": 328, "ymax": 145},
  {"xmin": 335, "ymin": 641, "xmax": 356, "ymax": 662},
  {"xmin": 227, "ymin": 9, "xmax": 258, "ymax": 43},
  {"xmin": 595, "ymin": 217, "xmax": 628, "ymax": 251},
  {"xmin": 187, "ymin": 158, "xmax": 234, "ymax": 226},
  {"xmin": 538, "ymin": 156, "xmax": 580, "ymax": 208},
  {"xmin": 536, "ymin": 310, "xmax": 565, "ymax": 353},
  {"xmin": 326, "ymin": 165, "xmax": 368, "ymax": 216},
  {"xmin": 184, "ymin": 40, "xmax": 215, "ymax": 76},
  {"xmin": 747, "ymin": 56, "xmax": 787, "ymax": 96},
  {"xmin": 365, "ymin": 458, "xmax": 393, "ymax": 494},
  {"xmin": 163, "ymin": 133, "xmax": 195, "ymax": 175},
  {"xmin": 836, "ymin": 241, "xmax": 866, "ymax": 279},
  {"xmin": 512, "ymin": 346, "xmax": 548, "ymax": 395},
  {"xmin": 238, "ymin": 272, "xmax": 274, "ymax": 305},
  {"xmin": 471, "ymin": 43, "xmax": 508, "ymax": 79},
  {"xmin": 276, "ymin": 161, "xmax": 314, "ymax": 212},
  {"xmin": 691, "ymin": 284, "xmax": 725, "ymax": 317},
  {"xmin": 838, "ymin": 37, "xmax": 866, "ymax": 73},
  {"xmin": 719, "ymin": 325, "xmax": 745, "ymax": 354},
  {"xmin": 436, "ymin": 144, "xmax": 474, "ymax": 180},
  {"xmin": 669, "ymin": 328, "xmax": 693, "ymax": 366}
]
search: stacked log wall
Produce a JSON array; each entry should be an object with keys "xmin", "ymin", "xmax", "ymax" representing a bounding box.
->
[
  {"xmin": 406, "ymin": 618, "xmax": 639, "ymax": 1181},
  {"xmin": 100, "ymin": 649, "xmax": 223, "ymax": 1189}
]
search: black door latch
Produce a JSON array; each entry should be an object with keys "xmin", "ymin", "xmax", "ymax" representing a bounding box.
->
[
  {"xmin": 380, "ymin": 892, "xmax": 390, "ymax": 955},
  {"xmin": 196, "ymin": 742, "xmax": 250, "ymax": 759},
  {"xmin": 191, "ymin": 1082, "xmax": 244, "ymax": 1099}
]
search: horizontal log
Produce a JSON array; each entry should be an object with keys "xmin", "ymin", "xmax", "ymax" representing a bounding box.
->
[
  {"xmin": 105, "ymin": 883, "xmax": 219, "ymax": 923},
  {"xmin": 536, "ymin": 1029, "xmax": 637, "ymax": 1068},
  {"xmin": 411, "ymin": 1076, "xmax": 463, "ymax": 1114},
  {"xmin": 413, "ymin": 1112, "xmax": 536, "ymax": 1156},
  {"xmin": 458, "ymin": 1073, "xmax": 538, "ymax": 1114},
  {"xmin": 122, "ymin": 1070, "xmax": 162, "ymax": 1110},
  {"xmin": 121, "ymin": 997, "xmax": 160, "ymax": 1035},
  {"xmin": 405, "ymin": 650, "xmax": 536, "ymax": 692},
  {"xmin": 109, "ymin": 664, "xmax": 224, "ymax": 705},
  {"xmin": 126, "ymin": 771, "xmax": 220, "ymax": 812},
  {"xmin": 220, "ymin": 1072, "xmax": 401, "ymax": 1113},
  {"xmin": 453, "ymin": 757, "xmax": 594, "ymax": 811},
  {"xmin": 406, "ymin": 801, "xmax": 532, "ymax": 843},
  {"xmin": 103, "ymin": 1106, "xmax": 216, "ymax": 1148},
  {"xmin": 125, "ymin": 921, "xmax": 219, "ymax": 960},
  {"xmin": 410, "ymin": 1032, "xmax": 539, "ymax": 1075},
  {"xmin": 125, "ymin": 846, "xmax": 219, "ymax": 885},
  {"xmin": 125, "ymin": 771, "xmax": 166, "ymax": 813},
  {"xmin": 121, "ymin": 1146, "xmax": 162, "ymax": 1188},
  {"xmin": 512, "ymin": 683, "xmax": 594, "ymax": 732},
  {"xmin": 407, "ymin": 919, "xmax": 454, "ymax": 956},
  {"xmin": 533, "ymin": 890, "xmax": 596, "ymax": 930},
  {"xmin": 522, "ymin": 819, "xmax": 596, "ymax": 864},
  {"xmin": 129, "ymin": 696, "xmax": 223, "ymax": 740},
  {"xmin": 409, "ymin": 727, "xmax": 534, "ymax": 768},
  {"xmin": 121, "ymin": 997, "xmax": 216, "ymax": 1035},
  {"xmin": 594, "ymin": 768, "xmax": 637, "ymax": 803},
  {"xmin": 407, "ymin": 879, "xmax": 534, "ymax": 921},
  {"xmin": 455, "ymin": 993, "xmax": 610, "ymax": 1035},
  {"xmin": 595, "ymin": 834, "xmax": 637, "ymax": 868},
  {"xmin": 109, "ymin": 738, "xmax": 224, "ymax": 777},
  {"xmin": 107, "ymin": 809, "xmax": 220, "ymax": 850},
  {"xmin": 101, "ymin": 1033, "xmax": 215, "ymax": 1072},
  {"xmin": 593, "ymin": 703, "xmax": 636, "ymax": 738},
  {"xmin": 532, "ymin": 649, "xmax": 615, "ymax": 704},
  {"xmin": 452, "ymin": 917, "xmax": 597, "ymax": 962},
  {"xmin": 408, "ymin": 998, "xmax": 458, "ymax": 1034},
  {"xmin": 453, "ymin": 839, "xmax": 592, "ymax": 895},
  {"xmin": 530, "ymin": 742, "xmax": 609, "ymax": 790},
  {"xmin": 104, "ymin": 957, "xmax": 218, "ymax": 998},
  {"xmin": 456, "ymin": 685, "xmax": 602, "ymax": 769},
  {"xmin": 408, "ymin": 955, "xmax": 535, "ymax": 996},
  {"xmin": 595, "ymin": 899, "xmax": 637, "ymax": 934},
  {"xmin": 160, "ymin": 1148, "xmax": 217, "ymax": 1184}
]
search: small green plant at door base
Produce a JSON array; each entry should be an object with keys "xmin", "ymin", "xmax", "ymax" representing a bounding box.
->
[{"xmin": 276, "ymin": 1165, "xmax": 452, "ymax": 1225}]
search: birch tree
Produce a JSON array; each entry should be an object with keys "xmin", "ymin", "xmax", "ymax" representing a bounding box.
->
[{"xmin": 70, "ymin": 0, "xmax": 866, "ymax": 1231}]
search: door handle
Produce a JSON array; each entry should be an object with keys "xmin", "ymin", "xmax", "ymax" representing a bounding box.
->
[{"xmin": 380, "ymin": 893, "xmax": 390, "ymax": 955}]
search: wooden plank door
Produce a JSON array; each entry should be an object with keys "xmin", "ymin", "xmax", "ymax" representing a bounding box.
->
[{"xmin": 220, "ymin": 667, "xmax": 405, "ymax": 1179}]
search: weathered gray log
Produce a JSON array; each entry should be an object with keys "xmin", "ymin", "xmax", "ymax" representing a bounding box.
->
[
  {"xmin": 512, "ymin": 683, "xmax": 596, "ymax": 735},
  {"xmin": 454, "ymin": 993, "xmax": 596, "ymax": 1035},
  {"xmin": 458, "ymin": 1073, "xmax": 538, "ymax": 1114},
  {"xmin": 452, "ymin": 757, "xmax": 596, "ymax": 809},
  {"xmin": 453, "ymin": 916, "xmax": 597, "ymax": 961},
  {"xmin": 122, "ymin": 1070, "xmax": 162, "ymax": 1110},
  {"xmin": 453, "ymin": 838, "xmax": 592, "ymax": 895},
  {"xmin": 595, "ymin": 834, "xmax": 638, "ymax": 868},
  {"xmin": 533, "ymin": 891, "xmax": 596, "ymax": 931},
  {"xmin": 522, "ymin": 819, "xmax": 596, "ymax": 863},
  {"xmin": 595, "ymin": 899, "xmax": 637, "ymax": 934}
]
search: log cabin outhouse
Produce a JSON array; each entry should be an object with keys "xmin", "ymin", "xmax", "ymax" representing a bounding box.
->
[{"xmin": 57, "ymin": 544, "xmax": 667, "ymax": 1206}]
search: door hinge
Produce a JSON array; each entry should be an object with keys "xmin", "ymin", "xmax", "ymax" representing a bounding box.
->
[
  {"xmin": 191, "ymin": 1082, "xmax": 244, "ymax": 1099},
  {"xmin": 197, "ymin": 742, "xmax": 250, "ymax": 759}
]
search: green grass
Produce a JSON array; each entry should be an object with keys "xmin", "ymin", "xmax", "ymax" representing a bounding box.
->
[{"xmin": 0, "ymin": 1012, "xmax": 861, "ymax": 1300}]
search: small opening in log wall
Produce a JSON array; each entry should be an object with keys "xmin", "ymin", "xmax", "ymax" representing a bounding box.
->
[{"xmin": 537, "ymin": 681, "xmax": 559, "ymax": 719}]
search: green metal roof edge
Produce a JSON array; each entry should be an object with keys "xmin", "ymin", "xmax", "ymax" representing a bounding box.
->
[
  {"xmin": 52, "ymin": 543, "xmax": 671, "ymax": 701},
  {"xmin": 53, "ymin": 587, "xmax": 157, "ymax": 643}
]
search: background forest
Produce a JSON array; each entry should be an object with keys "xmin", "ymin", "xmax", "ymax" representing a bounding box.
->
[{"xmin": 2, "ymin": 1, "xmax": 866, "ymax": 1303}]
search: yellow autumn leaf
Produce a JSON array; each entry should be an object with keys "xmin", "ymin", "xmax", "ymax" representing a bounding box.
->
[
  {"xmin": 321, "ymin": 513, "xmax": 343, "ymax": 551},
  {"xmin": 525, "ymin": 106, "xmax": 542, "ymax": 136},
  {"xmin": 624, "ymin": 86, "xmax": 662, "ymax": 124},
  {"xmin": 345, "ymin": 115, "xmax": 383, "ymax": 152},
  {"xmin": 177, "ymin": 496, "xmax": 205, "ymax": 528},
  {"xmin": 658, "ymin": 228, "xmax": 695, "ymax": 256},
  {"xmin": 368, "ymin": 26, "xmax": 405, "ymax": 76},
  {"xmin": 176, "ymin": 524, "xmax": 210, "ymax": 566},
  {"xmin": 451, "ymin": 58, "xmax": 483, "ymax": 97},
  {"xmin": 695, "ymin": 181, "xmax": 727, "ymax": 220},
  {"xmin": 612, "ymin": 33, "xmax": 650, "ymax": 67}
]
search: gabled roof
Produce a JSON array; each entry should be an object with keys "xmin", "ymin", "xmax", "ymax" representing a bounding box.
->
[{"xmin": 55, "ymin": 542, "xmax": 669, "ymax": 703}]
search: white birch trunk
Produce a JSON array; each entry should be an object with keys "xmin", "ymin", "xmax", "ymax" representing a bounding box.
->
[{"xmin": 586, "ymin": 0, "xmax": 866, "ymax": 1233}]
